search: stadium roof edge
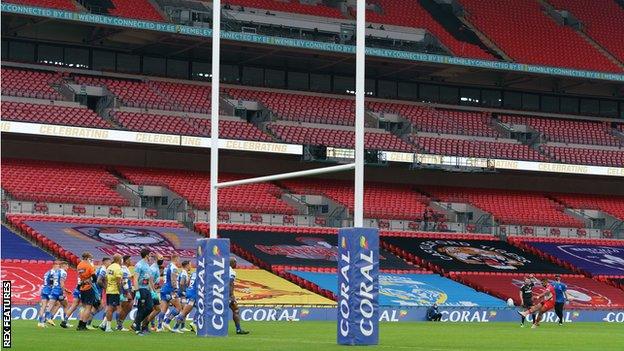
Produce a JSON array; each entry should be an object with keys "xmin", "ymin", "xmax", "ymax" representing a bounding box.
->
[{"xmin": 2, "ymin": 3, "xmax": 624, "ymax": 83}]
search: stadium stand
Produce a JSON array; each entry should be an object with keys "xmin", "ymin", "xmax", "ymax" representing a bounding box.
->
[
  {"xmin": 1, "ymin": 101, "xmax": 111, "ymax": 128},
  {"xmin": 289, "ymin": 271, "xmax": 507, "ymax": 307},
  {"xmin": 1, "ymin": 225, "xmax": 54, "ymax": 260},
  {"xmin": 117, "ymin": 167, "xmax": 297, "ymax": 214},
  {"xmin": 499, "ymin": 115, "xmax": 621, "ymax": 146},
  {"xmin": 410, "ymin": 136, "xmax": 548, "ymax": 161},
  {"xmin": 5, "ymin": 214, "xmax": 193, "ymax": 264},
  {"xmin": 149, "ymin": 81, "xmax": 211, "ymax": 114},
  {"xmin": 0, "ymin": 259, "xmax": 78, "ymax": 304},
  {"xmin": 267, "ymin": 123, "xmax": 414, "ymax": 151},
  {"xmin": 550, "ymin": 194, "xmax": 624, "ymax": 221},
  {"xmin": 1, "ymin": 159, "xmax": 128, "ymax": 206},
  {"xmin": 227, "ymin": 88, "xmax": 355, "ymax": 126},
  {"xmin": 459, "ymin": 0, "xmax": 622, "ymax": 72},
  {"xmin": 367, "ymin": 0, "xmax": 494, "ymax": 60},
  {"xmin": 106, "ymin": 0, "xmax": 166, "ymax": 22},
  {"xmin": 110, "ymin": 111, "xmax": 204, "ymax": 136},
  {"xmin": 280, "ymin": 179, "xmax": 435, "ymax": 221},
  {"xmin": 425, "ymin": 186, "xmax": 585, "ymax": 227},
  {"xmin": 547, "ymin": 0, "xmax": 624, "ymax": 63},
  {"xmin": 368, "ymin": 102, "xmax": 499, "ymax": 137},
  {"xmin": 223, "ymin": 0, "xmax": 344, "ymax": 19},
  {"xmin": 455, "ymin": 273, "xmax": 624, "ymax": 309},
  {"xmin": 1, "ymin": 67, "xmax": 65, "ymax": 100},
  {"xmin": 73, "ymin": 75, "xmax": 176, "ymax": 111},
  {"xmin": 541, "ymin": 145, "xmax": 624, "ymax": 167},
  {"xmin": 188, "ymin": 117, "xmax": 274, "ymax": 141},
  {"xmin": 3, "ymin": 0, "xmax": 76, "ymax": 11}
]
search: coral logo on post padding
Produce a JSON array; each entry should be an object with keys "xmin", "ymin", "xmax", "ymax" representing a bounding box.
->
[
  {"xmin": 212, "ymin": 245, "xmax": 221, "ymax": 256},
  {"xmin": 360, "ymin": 236, "xmax": 368, "ymax": 249}
]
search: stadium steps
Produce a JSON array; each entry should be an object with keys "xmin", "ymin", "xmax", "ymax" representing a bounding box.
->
[
  {"xmin": 539, "ymin": 0, "xmax": 624, "ymax": 70},
  {"xmin": 454, "ymin": 6, "xmax": 512, "ymax": 61}
]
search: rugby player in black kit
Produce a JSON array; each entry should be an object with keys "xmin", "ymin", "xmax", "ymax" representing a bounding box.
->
[{"xmin": 519, "ymin": 275, "xmax": 537, "ymax": 327}]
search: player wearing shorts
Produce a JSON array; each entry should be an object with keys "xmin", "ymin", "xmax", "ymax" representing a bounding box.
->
[
  {"xmin": 552, "ymin": 274, "xmax": 569, "ymax": 325},
  {"xmin": 60, "ymin": 285, "xmax": 81, "ymax": 329},
  {"xmin": 90, "ymin": 258, "xmax": 109, "ymax": 330},
  {"xmin": 102, "ymin": 254, "xmax": 123, "ymax": 332},
  {"xmin": 519, "ymin": 278, "xmax": 555, "ymax": 328},
  {"xmin": 229, "ymin": 257, "xmax": 249, "ymax": 335},
  {"xmin": 519, "ymin": 275, "xmax": 536, "ymax": 327},
  {"xmin": 48, "ymin": 261, "xmax": 71, "ymax": 325},
  {"xmin": 76, "ymin": 252, "xmax": 96, "ymax": 331},
  {"xmin": 116, "ymin": 255, "xmax": 133, "ymax": 331},
  {"xmin": 37, "ymin": 261, "xmax": 58, "ymax": 328},
  {"xmin": 143, "ymin": 254, "xmax": 163, "ymax": 332},
  {"xmin": 172, "ymin": 269, "xmax": 196, "ymax": 333},
  {"xmin": 160, "ymin": 255, "xmax": 183, "ymax": 332},
  {"xmin": 132, "ymin": 249, "xmax": 155, "ymax": 336}
]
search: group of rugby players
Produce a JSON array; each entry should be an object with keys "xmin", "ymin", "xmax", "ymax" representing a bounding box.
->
[
  {"xmin": 37, "ymin": 248, "xmax": 249, "ymax": 336},
  {"xmin": 517, "ymin": 274, "xmax": 570, "ymax": 329}
]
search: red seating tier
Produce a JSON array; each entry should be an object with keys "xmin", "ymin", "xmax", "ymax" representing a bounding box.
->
[
  {"xmin": 548, "ymin": 0, "xmax": 624, "ymax": 63},
  {"xmin": 456, "ymin": 273, "xmax": 624, "ymax": 309},
  {"xmin": 73, "ymin": 76, "xmax": 173, "ymax": 111},
  {"xmin": 1, "ymin": 101, "xmax": 111, "ymax": 128},
  {"xmin": 551, "ymin": 194, "xmax": 624, "ymax": 221},
  {"xmin": 268, "ymin": 124, "xmax": 414, "ymax": 151},
  {"xmin": 411, "ymin": 136, "xmax": 547, "ymax": 161},
  {"xmin": 1, "ymin": 67, "xmax": 64, "ymax": 100},
  {"xmin": 223, "ymin": 0, "xmax": 344, "ymax": 19},
  {"xmin": 367, "ymin": 0, "xmax": 494, "ymax": 60},
  {"xmin": 117, "ymin": 167, "xmax": 296, "ymax": 214},
  {"xmin": 460, "ymin": 0, "xmax": 622, "ymax": 72},
  {"xmin": 4, "ymin": 0, "xmax": 76, "ymax": 11},
  {"xmin": 542, "ymin": 145, "xmax": 624, "ymax": 167},
  {"xmin": 368, "ymin": 102, "xmax": 499, "ymax": 137},
  {"xmin": 111, "ymin": 111, "xmax": 204, "ymax": 136},
  {"xmin": 1, "ymin": 159, "xmax": 128, "ymax": 206},
  {"xmin": 108, "ymin": 0, "xmax": 165, "ymax": 22},
  {"xmin": 150, "ymin": 81, "xmax": 211, "ymax": 114},
  {"xmin": 427, "ymin": 186, "xmax": 584, "ymax": 227},
  {"xmin": 189, "ymin": 117, "xmax": 274, "ymax": 141},
  {"xmin": 280, "ymin": 179, "xmax": 434, "ymax": 221},
  {"xmin": 500, "ymin": 115, "xmax": 620, "ymax": 146},
  {"xmin": 227, "ymin": 88, "xmax": 355, "ymax": 126}
]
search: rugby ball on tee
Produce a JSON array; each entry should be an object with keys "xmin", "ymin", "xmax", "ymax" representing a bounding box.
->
[{"xmin": 507, "ymin": 298, "xmax": 515, "ymax": 307}]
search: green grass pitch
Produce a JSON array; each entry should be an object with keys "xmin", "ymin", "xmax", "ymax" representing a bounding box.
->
[{"xmin": 10, "ymin": 320, "xmax": 623, "ymax": 351}]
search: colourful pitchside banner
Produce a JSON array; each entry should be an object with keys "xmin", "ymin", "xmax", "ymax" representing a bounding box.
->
[
  {"xmin": 337, "ymin": 227, "xmax": 379, "ymax": 346},
  {"xmin": 196, "ymin": 238, "xmax": 230, "ymax": 337}
]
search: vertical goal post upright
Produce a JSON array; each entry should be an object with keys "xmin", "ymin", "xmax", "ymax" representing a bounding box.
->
[{"xmin": 208, "ymin": 0, "xmax": 367, "ymax": 236}]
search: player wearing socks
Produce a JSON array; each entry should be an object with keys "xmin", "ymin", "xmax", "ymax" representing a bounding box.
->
[
  {"xmin": 37, "ymin": 261, "xmax": 58, "ymax": 327},
  {"xmin": 60, "ymin": 285, "xmax": 81, "ymax": 329},
  {"xmin": 552, "ymin": 274, "xmax": 570, "ymax": 325},
  {"xmin": 229, "ymin": 257, "xmax": 249, "ymax": 335},
  {"xmin": 143, "ymin": 254, "xmax": 163, "ymax": 332},
  {"xmin": 159, "ymin": 255, "xmax": 183, "ymax": 332},
  {"xmin": 519, "ymin": 275, "xmax": 536, "ymax": 327},
  {"xmin": 76, "ymin": 252, "xmax": 96, "ymax": 331},
  {"xmin": 132, "ymin": 249, "xmax": 155, "ymax": 336},
  {"xmin": 117, "ymin": 255, "xmax": 133, "ymax": 331},
  {"xmin": 518, "ymin": 278, "xmax": 556, "ymax": 328},
  {"xmin": 48, "ymin": 261, "xmax": 70, "ymax": 326},
  {"xmin": 102, "ymin": 254, "xmax": 123, "ymax": 332},
  {"xmin": 172, "ymin": 269, "xmax": 196, "ymax": 333}
]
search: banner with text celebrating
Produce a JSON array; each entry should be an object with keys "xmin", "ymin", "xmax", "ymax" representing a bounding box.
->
[
  {"xmin": 196, "ymin": 238, "xmax": 230, "ymax": 337},
  {"xmin": 337, "ymin": 228, "xmax": 379, "ymax": 346}
]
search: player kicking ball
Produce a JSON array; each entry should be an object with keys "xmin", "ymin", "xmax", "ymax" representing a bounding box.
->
[{"xmin": 518, "ymin": 277, "xmax": 556, "ymax": 329}]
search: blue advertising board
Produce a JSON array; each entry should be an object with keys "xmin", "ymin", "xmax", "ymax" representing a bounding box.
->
[
  {"xmin": 11, "ymin": 305, "xmax": 624, "ymax": 323},
  {"xmin": 196, "ymin": 238, "xmax": 230, "ymax": 337},
  {"xmin": 290, "ymin": 272, "xmax": 507, "ymax": 307},
  {"xmin": 337, "ymin": 227, "xmax": 379, "ymax": 345}
]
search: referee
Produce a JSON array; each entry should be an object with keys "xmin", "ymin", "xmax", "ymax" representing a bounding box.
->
[{"xmin": 519, "ymin": 275, "xmax": 536, "ymax": 327}]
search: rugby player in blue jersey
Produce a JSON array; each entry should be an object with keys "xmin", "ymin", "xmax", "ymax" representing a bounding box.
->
[
  {"xmin": 47, "ymin": 261, "xmax": 70, "ymax": 326},
  {"xmin": 132, "ymin": 249, "xmax": 154, "ymax": 336},
  {"xmin": 159, "ymin": 255, "xmax": 183, "ymax": 332},
  {"xmin": 171, "ymin": 268, "xmax": 196, "ymax": 333},
  {"xmin": 37, "ymin": 261, "xmax": 58, "ymax": 328}
]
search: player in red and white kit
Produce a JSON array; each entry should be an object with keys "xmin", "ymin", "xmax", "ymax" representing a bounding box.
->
[{"xmin": 518, "ymin": 277, "xmax": 555, "ymax": 328}]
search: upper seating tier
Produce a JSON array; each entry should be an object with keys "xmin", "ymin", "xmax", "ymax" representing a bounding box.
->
[
  {"xmin": 411, "ymin": 136, "xmax": 548, "ymax": 161},
  {"xmin": 1, "ymin": 67, "xmax": 64, "ymax": 100},
  {"xmin": 459, "ymin": 0, "xmax": 622, "ymax": 72},
  {"xmin": 1, "ymin": 101, "xmax": 111, "ymax": 128}
]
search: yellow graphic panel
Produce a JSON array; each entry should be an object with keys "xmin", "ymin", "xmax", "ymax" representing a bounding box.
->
[{"xmin": 234, "ymin": 269, "xmax": 334, "ymax": 305}]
